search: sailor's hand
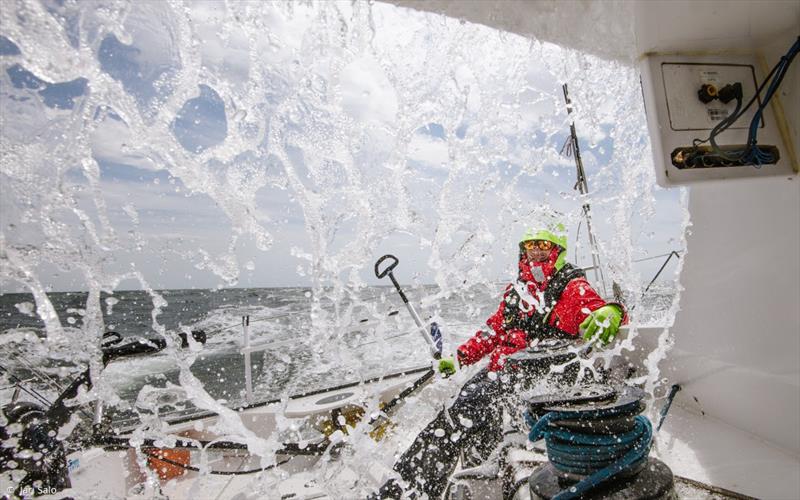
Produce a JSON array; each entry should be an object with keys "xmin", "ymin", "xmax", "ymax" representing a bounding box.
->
[
  {"xmin": 437, "ymin": 356, "xmax": 457, "ymax": 377},
  {"xmin": 580, "ymin": 305, "xmax": 623, "ymax": 346}
]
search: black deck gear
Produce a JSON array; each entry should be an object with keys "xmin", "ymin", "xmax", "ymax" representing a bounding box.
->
[{"xmin": 387, "ymin": 368, "xmax": 519, "ymax": 499}]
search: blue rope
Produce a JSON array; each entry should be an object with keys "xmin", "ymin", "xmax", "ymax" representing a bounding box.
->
[{"xmin": 527, "ymin": 408, "xmax": 653, "ymax": 500}]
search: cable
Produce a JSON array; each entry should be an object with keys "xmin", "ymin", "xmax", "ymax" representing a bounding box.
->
[
  {"xmin": 708, "ymin": 87, "xmax": 744, "ymax": 160},
  {"xmin": 744, "ymin": 45, "xmax": 795, "ymax": 164},
  {"xmin": 693, "ymin": 50, "xmax": 780, "ymax": 148},
  {"xmin": 744, "ymin": 37, "xmax": 799, "ymax": 164},
  {"xmin": 691, "ymin": 37, "xmax": 800, "ymax": 167}
]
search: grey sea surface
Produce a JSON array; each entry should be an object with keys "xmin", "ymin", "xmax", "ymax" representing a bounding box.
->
[{"xmin": 0, "ymin": 283, "xmax": 675, "ymax": 426}]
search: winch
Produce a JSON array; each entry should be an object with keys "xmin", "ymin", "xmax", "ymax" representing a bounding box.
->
[
  {"xmin": 506, "ymin": 338, "xmax": 583, "ymax": 387},
  {"xmin": 526, "ymin": 384, "xmax": 675, "ymax": 500}
]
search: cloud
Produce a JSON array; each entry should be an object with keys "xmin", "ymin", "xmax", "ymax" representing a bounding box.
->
[
  {"xmin": 90, "ymin": 114, "xmax": 159, "ymax": 172},
  {"xmin": 96, "ymin": 163, "xmax": 231, "ymax": 233},
  {"xmin": 0, "ymin": 0, "xmax": 686, "ymax": 294},
  {"xmin": 340, "ymin": 55, "xmax": 399, "ymax": 125},
  {"xmin": 407, "ymin": 132, "xmax": 449, "ymax": 169}
]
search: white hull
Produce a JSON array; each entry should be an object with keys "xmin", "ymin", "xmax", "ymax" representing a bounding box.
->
[{"xmin": 61, "ymin": 367, "xmax": 434, "ymax": 498}]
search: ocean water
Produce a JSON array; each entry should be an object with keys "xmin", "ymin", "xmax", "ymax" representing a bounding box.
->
[{"xmin": 0, "ymin": 282, "xmax": 675, "ymax": 426}]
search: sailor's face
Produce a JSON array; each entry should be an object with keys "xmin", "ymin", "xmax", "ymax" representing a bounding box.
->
[
  {"xmin": 523, "ymin": 240, "xmax": 553, "ymax": 263},
  {"xmin": 526, "ymin": 247, "xmax": 550, "ymax": 262}
]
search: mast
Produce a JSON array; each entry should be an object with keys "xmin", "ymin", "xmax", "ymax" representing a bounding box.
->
[{"xmin": 562, "ymin": 83, "xmax": 608, "ymax": 296}]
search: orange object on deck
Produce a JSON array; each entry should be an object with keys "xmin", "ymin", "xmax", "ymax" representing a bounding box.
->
[{"xmin": 146, "ymin": 448, "xmax": 191, "ymax": 481}]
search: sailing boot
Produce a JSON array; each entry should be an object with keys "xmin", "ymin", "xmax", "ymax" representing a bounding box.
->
[
  {"xmin": 368, "ymin": 478, "xmax": 408, "ymax": 500},
  {"xmin": 447, "ymin": 368, "xmax": 506, "ymax": 467},
  {"xmin": 392, "ymin": 407, "xmax": 460, "ymax": 499}
]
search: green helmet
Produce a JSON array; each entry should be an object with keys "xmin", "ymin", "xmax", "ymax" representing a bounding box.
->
[{"xmin": 519, "ymin": 223, "xmax": 568, "ymax": 270}]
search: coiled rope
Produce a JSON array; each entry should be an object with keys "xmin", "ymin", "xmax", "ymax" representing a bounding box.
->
[{"xmin": 527, "ymin": 400, "xmax": 653, "ymax": 500}]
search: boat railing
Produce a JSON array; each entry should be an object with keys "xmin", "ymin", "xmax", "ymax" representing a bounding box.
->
[{"xmin": 236, "ymin": 312, "xmax": 421, "ymax": 403}]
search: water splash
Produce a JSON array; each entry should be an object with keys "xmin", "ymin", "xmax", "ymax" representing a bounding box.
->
[{"xmin": 0, "ymin": 0, "xmax": 686, "ymax": 496}]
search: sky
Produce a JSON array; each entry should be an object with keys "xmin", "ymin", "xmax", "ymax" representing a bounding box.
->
[{"xmin": 0, "ymin": 0, "xmax": 686, "ymax": 295}]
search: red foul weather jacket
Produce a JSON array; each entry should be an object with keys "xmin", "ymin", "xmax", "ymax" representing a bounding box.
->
[{"xmin": 457, "ymin": 247, "xmax": 617, "ymax": 371}]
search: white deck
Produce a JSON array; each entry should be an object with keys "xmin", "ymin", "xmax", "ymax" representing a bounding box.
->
[{"xmin": 657, "ymin": 404, "xmax": 800, "ymax": 499}]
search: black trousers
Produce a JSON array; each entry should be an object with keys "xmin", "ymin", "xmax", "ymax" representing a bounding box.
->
[{"xmin": 393, "ymin": 368, "xmax": 525, "ymax": 499}]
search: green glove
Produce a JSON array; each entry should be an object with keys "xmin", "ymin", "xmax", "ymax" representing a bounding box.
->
[
  {"xmin": 437, "ymin": 356, "xmax": 457, "ymax": 377},
  {"xmin": 580, "ymin": 305, "xmax": 623, "ymax": 346}
]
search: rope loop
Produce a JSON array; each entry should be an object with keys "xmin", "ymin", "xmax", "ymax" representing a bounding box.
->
[{"xmin": 527, "ymin": 404, "xmax": 653, "ymax": 500}]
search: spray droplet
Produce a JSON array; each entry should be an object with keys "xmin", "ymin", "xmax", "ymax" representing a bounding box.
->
[{"xmin": 14, "ymin": 302, "xmax": 35, "ymax": 316}]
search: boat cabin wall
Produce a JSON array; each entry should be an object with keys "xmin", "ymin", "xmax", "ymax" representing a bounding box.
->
[
  {"xmin": 631, "ymin": 1, "xmax": 800, "ymax": 461},
  {"xmin": 388, "ymin": 0, "xmax": 637, "ymax": 63}
]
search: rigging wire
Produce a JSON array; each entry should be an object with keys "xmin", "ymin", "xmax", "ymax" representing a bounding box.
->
[
  {"xmin": 141, "ymin": 450, "xmax": 293, "ymax": 476},
  {"xmin": 0, "ymin": 363, "xmax": 53, "ymax": 407},
  {"xmin": 574, "ymin": 218, "xmax": 583, "ymax": 267},
  {"xmin": 641, "ymin": 251, "xmax": 681, "ymax": 297},
  {"xmin": 562, "ymin": 83, "xmax": 607, "ymax": 296},
  {"xmin": 199, "ymin": 287, "xmax": 412, "ymax": 338},
  {"xmin": 8, "ymin": 343, "xmax": 66, "ymax": 393}
]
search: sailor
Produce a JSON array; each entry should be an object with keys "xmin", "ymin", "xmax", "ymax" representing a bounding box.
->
[{"xmin": 373, "ymin": 223, "xmax": 625, "ymax": 499}]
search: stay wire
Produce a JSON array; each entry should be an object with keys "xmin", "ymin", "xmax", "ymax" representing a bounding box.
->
[
  {"xmin": 8, "ymin": 343, "xmax": 66, "ymax": 393},
  {"xmin": 0, "ymin": 363, "xmax": 52, "ymax": 407}
]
